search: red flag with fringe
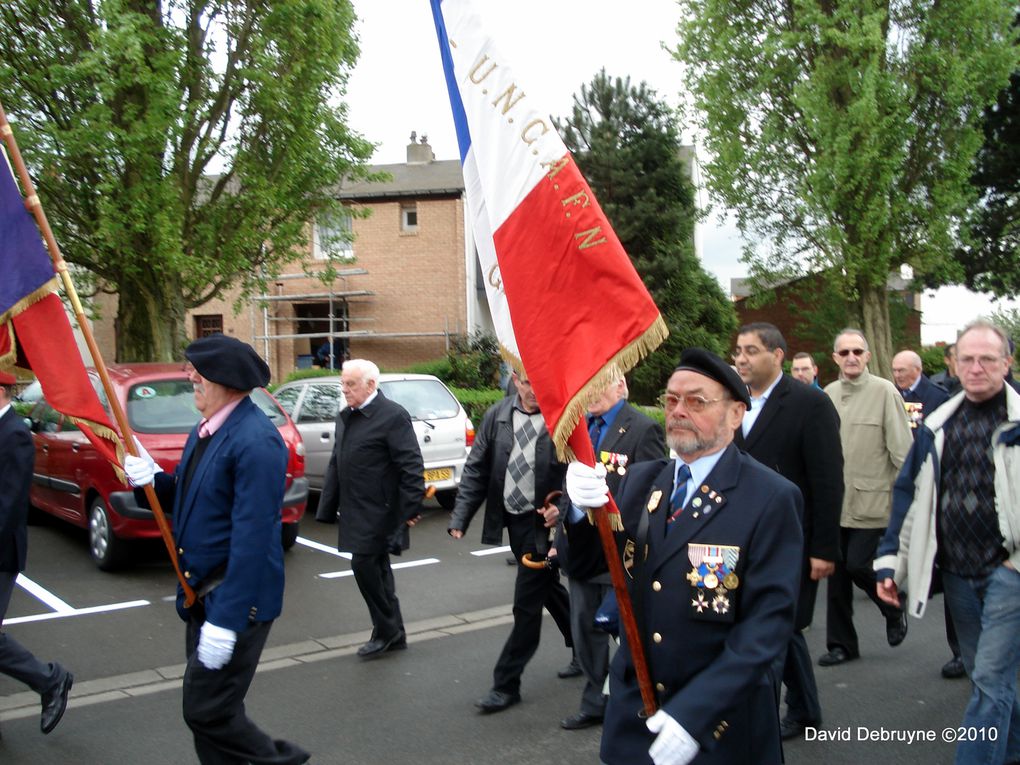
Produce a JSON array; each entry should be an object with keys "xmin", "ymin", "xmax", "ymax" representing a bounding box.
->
[{"xmin": 0, "ymin": 155, "xmax": 122, "ymax": 464}]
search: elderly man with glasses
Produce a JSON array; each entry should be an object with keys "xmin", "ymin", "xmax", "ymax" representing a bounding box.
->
[{"xmin": 818, "ymin": 329, "xmax": 913, "ymax": 669}]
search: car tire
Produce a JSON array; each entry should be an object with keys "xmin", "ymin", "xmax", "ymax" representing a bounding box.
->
[
  {"xmin": 281, "ymin": 522, "xmax": 300, "ymax": 551},
  {"xmin": 89, "ymin": 496, "xmax": 126, "ymax": 571},
  {"xmin": 435, "ymin": 489, "xmax": 457, "ymax": 511}
]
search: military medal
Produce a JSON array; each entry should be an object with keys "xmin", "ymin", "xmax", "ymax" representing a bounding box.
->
[
  {"xmin": 647, "ymin": 489, "xmax": 663, "ymax": 513},
  {"xmin": 712, "ymin": 594, "xmax": 730, "ymax": 614},
  {"xmin": 723, "ymin": 572, "xmax": 739, "ymax": 589},
  {"xmin": 692, "ymin": 593, "xmax": 709, "ymax": 613},
  {"xmin": 703, "ymin": 572, "xmax": 719, "ymax": 589},
  {"xmin": 616, "ymin": 454, "xmax": 629, "ymax": 476}
]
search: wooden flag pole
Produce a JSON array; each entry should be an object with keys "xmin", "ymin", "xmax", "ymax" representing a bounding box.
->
[
  {"xmin": 567, "ymin": 422, "xmax": 657, "ymax": 718},
  {"xmin": 0, "ymin": 101, "xmax": 197, "ymax": 608}
]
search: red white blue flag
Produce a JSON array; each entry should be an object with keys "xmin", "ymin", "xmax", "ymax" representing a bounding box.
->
[
  {"xmin": 430, "ymin": 0, "xmax": 667, "ymax": 459},
  {"xmin": 0, "ymin": 151, "xmax": 122, "ymax": 464}
]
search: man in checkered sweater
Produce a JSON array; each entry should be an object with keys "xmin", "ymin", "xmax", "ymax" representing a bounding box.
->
[{"xmin": 875, "ymin": 320, "xmax": 1020, "ymax": 765}]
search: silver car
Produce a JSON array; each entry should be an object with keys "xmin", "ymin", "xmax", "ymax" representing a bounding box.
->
[{"xmin": 272, "ymin": 373, "xmax": 473, "ymax": 509}]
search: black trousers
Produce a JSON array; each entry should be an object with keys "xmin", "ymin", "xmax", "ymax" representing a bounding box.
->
[
  {"xmin": 0, "ymin": 572, "xmax": 61, "ymax": 695},
  {"xmin": 183, "ymin": 616, "xmax": 309, "ymax": 765},
  {"xmin": 492, "ymin": 510, "xmax": 572, "ymax": 695},
  {"xmin": 350, "ymin": 551, "xmax": 404, "ymax": 641},
  {"xmin": 781, "ymin": 566, "xmax": 821, "ymax": 723},
  {"xmin": 825, "ymin": 527, "xmax": 902, "ymax": 656}
]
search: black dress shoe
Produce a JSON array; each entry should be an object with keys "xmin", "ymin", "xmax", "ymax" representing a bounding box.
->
[
  {"xmin": 357, "ymin": 633, "xmax": 402, "ymax": 658},
  {"xmin": 817, "ymin": 647, "xmax": 857, "ymax": 667},
  {"xmin": 886, "ymin": 611, "xmax": 908, "ymax": 647},
  {"xmin": 557, "ymin": 658, "xmax": 583, "ymax": 679},
  {"xmin": 941, "ymin": 655, "xmax": 966, "ymax": 679},
  {"xmin": 780, "ymin": 717, "xmax": 820, "ymax": 740},
  {"xmin": 41, "ymin": 668, "xmax": 73, "ymax": 734},
  {"xmin": 475, "ymin": 689, "xmax": 521, "ymax": 714},
  {"xmin": 561, "ymin": 712, "xmax": 603, "ymax": 730},
  {"xmin": 386, "ymin": 634, "xmax": 408, "ymax": 652}
]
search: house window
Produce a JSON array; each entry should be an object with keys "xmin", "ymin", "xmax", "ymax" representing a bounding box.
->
[
  {"xmin": 400, "ymin": 203, "xmax": 418, "ymax": 232},
  {"xmin": 313, "ymin": 207, "xmax": 354, "ymax": 261},
  {"xmin": 194, "ymin": 315, "xmax": 223, "ymax": 337}
]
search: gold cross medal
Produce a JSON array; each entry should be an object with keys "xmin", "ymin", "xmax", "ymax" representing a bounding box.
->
[{"xmin": 599, "ymin": 451, "xmax": 615, "ymax": 473}]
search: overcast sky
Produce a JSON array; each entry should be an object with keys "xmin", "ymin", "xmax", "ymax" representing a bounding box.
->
[{"xmin": 342, "ymin": 0, "xmax": 1016, "ymax": 345}]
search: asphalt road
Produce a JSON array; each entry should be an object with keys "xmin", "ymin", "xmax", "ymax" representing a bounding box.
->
[{"xmin": 0, "ymin": 499, "xmax": 977, "ymax": 764}]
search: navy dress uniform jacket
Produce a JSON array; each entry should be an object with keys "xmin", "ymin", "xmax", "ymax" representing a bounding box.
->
[
  {"xmin": 315, "ymin": 391, "xmax": 424, "ymax": 555},
  {"xmin": 603, "ymin": 444, "xmax": 803, "ymax": 765},
  {"xmin": 0, "ymin": 407, "xmax": 32, "ymax": 573},
  {"xmin": 150, "ymin": 396, "xmax": 288, "ymax": 632}
]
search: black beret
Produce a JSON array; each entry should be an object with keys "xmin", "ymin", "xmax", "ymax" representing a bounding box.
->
[
  {"xmin": 185, "ymin": 334, "xmax": 270, "ymax": 391},
  {"xmin": 673, "ymin": 347, "xmax": 751, "ymax": 408}
]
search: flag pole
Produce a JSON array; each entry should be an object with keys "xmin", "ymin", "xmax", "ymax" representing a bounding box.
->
[
  {"xmin": 0, "ymin": 100, "xmax": 197, "ymax": 608},
  {"xmin": 568, "ymin": 423, "xmax": 658, "ymax": 717}
]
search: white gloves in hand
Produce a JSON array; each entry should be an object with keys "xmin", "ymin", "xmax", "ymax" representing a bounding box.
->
[
  {"xmin": 647, "ymin": 710, "xmax": 699, "ymax": 765},
  {"xmin": 197, "ymin": 621, "xmax": 237, "ymax": 670},
  {"xmin": 123, "ymin": 437, "xmax": 162, "ymax": 487},
  {"xmin": 566, "ymin": 461, "xmax": 609, "ymax": 508}
]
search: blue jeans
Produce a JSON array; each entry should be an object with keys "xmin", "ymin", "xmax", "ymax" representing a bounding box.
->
[{"xmin": 942, "ymin": 565, "xmax": 1020, "ymax": 765}]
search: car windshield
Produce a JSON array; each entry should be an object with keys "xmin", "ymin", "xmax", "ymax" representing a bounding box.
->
[
  {"xmin": 126, "ymin": 380, "xmax": 284, "ymax": 433},
  {"xmin": 379, "ymin": 379, "xmax": 459, "ymax": 421}
]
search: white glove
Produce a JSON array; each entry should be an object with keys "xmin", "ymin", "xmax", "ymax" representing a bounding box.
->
[
  {"xmin": 647, "ymin": 710, "xmax": 699, "ymax": 765},
  {"xmin": 566, "ymin": 461, "xmax": 609, "ymax": 508},
  {"xmin": 123, "ymin": 437, "xmax": 163, "ymax": 487},
  {"xmin": 197, "ymin": 621, "xmax": 237, "ymax": 670}
]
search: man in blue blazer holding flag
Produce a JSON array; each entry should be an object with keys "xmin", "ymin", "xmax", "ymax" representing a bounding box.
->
[{"xmin": 126, "ymin": 334, "xmax": 309, "ymax": 765}]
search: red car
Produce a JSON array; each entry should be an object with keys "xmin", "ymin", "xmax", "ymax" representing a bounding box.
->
[{"xmin": 28, "ymin": 363, "xmax": 308, "ymax": 570}]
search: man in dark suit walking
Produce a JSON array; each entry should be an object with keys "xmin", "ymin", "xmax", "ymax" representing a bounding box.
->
[
  {"xmin": 317, "ymin": 359, "xmax": 424, "ymax": 658},
  {"xmin": 125, "ymin": 335, "xmax": 309, "ymax": 765},
  {"xmin": 554, "ymin": 368, "xmax": 665, "ymax": 731},
  {"xmin": 567, "ymin": 349, "xmax": 803, "ymax": 765},
  {"xmin": 449, "ymin": 369, "xmax": 573, "ymax": 714},
  {"xmin": 0, "ymin": 370, "xmax": 73, "ymax": 740},
  {"xmin": 732, "ymin": 323, "xmax": 843, "ymax": 740}
]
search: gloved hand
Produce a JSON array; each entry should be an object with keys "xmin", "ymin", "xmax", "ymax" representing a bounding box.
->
[
  {"xmin": 197, "ymin": 621, "xmax": 237, "ymax": 670},
  {"xmin": 565, "ymin": 461, "xmax": 609, "ymax": 508},
  {"xmin": 647, "ymin": 710, "xmax": 699, "ymax": 765},
  {"xmin": 123, "ymin": 437, "xmax": 162, "ymax": 487}
]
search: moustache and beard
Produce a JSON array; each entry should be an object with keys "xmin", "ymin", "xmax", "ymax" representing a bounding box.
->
[{"xmin": 666, "ymin": 416, "xmax": 730, "ymax": 460}]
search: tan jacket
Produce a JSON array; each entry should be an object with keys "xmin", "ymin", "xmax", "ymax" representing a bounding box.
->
[{"xmin": 825, "ymin": 370, "xmax": 912, "ymax": 529}]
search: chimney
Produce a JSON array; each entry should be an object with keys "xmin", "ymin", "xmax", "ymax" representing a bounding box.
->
[{"xmin": 406, "ymin": 131, "xmax": 435, "ymax": 164}]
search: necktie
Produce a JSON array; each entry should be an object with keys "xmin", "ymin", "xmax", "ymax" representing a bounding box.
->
[
  {"xmin": 588, "ymin": 415, "xmax": 605, "ymax": 450},
  {"xmin": 198, "ymin": 420, "xmax": 212, "ymax": 438},
  {"xmin": 667, "ymin": 464, "xmax": 692, "ymax": 526}
]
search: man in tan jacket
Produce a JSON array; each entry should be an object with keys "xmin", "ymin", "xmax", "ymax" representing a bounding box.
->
[{"xmin": 819, "ymin": 329, "xmax": 913, "ymax": 667}]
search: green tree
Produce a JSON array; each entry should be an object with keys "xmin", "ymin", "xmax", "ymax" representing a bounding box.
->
[
  {"xmin": 0, "ymin": 0, "xmax": 374, "ymax": 361},
  {"xmin": 955, "ymin": 16, "xmax": 1020, "ymax": 297},
  {"xmin": 672, "ymin": 0, "xmax": 1017, "ymax": 378},
  {"xmin": 557, "ymin": 70, "xmax": 736, "ymax": 403}
]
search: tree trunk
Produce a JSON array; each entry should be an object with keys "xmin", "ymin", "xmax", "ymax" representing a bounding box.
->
[
  {"xmin": 859, "ymin": 280, "xmax": 893, "ymax": 380},
  {"xmin": 116, "ymin": 278, "xmax": 188, "ymax": 362}
]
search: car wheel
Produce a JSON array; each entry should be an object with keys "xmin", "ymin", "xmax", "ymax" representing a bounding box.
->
[
  {"xmin": 435, "ymin": 489, "xmax": 457, "ymax": 511},
  {"xmin": 281, "ymin": 522, "xmax": 300, "ymax": 551},
  {"xmin": 89, "ymin": 497, "xmax": 126, "ymax": 571}
]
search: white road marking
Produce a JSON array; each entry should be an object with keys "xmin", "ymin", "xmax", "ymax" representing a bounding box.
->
[
  {"xmin": 470, "ymin": 545, "xmax": 511, "ymax": 557},
  {"xmin": 319, "ymin": 557, "xmax": 441, "ymax": 579},
  {"xmin": 296, "ymin": 536, "xmax": 352, "ymax": 558},
  {"xmin": 5, "ymin": 600, "xmax": 151, "ymax": 625},
  {"xmin": 15, "ymin": 573, "xmax": 75, "ymax": 612}
]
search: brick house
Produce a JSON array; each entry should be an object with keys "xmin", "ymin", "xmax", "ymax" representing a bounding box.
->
[{"xmin": 94, "ymin": 136, "xmax": 492, "ymax": 382}]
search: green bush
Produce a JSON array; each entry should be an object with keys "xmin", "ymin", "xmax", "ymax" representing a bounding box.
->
[
  {"xmin": 450, "ymin": 386, "xmax": 504, "ymax": 424},
  {"xmin": 919, "ymin": 346, "xmax": 948, "ymax": 379},
  {"xmin": 447, "ymin": 332, "xmax": 501, "ymax": 389},
  {"xmin": 404, "ymin": 357, "xmax": 454, "ymax": 381}
]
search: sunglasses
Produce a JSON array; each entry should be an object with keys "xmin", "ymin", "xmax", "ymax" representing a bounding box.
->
[{"xmin": 836, "ymin": 348, "xmax": 866, "ymax": 357}]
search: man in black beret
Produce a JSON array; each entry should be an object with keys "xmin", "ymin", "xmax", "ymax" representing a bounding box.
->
[
  {"xmin": 567, "ymin": 347, "xmax": 803, "ymax": 765},
  {"xmin": 125, "ymin": 335, "xmax": 309, "ymax": 765}
]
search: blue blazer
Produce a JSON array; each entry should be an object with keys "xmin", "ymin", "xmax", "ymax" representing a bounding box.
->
[
  {"xmin": 602, "ymin": 444, "xmax": 803, "ymax": 765},
  {"xmin": 152, "ymin": 396, "xmax": 288, "ymax": 631}
]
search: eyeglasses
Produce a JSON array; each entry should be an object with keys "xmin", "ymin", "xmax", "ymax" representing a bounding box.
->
[
  {"xmin": 957, "ymin": 355, "xmax": 1004, "ymax": 370},
  {"xmin": 836, "ymin": 348, "xmax": 866, "ymax": 357},
  {"xmin": 731, "ymin": 345, "xmax": 764, "ymax": 359},
  {"xmin": 658, "ymin": 391, "xmax": 727, "ymax": 413}
]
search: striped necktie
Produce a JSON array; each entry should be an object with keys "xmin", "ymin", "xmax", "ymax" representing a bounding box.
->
[{"xmin": 667, "ymin": 464, "xmax": 692, "ymax": 526}]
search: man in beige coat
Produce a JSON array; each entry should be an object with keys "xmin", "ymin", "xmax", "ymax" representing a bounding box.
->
[{"xmin": 819, "ymin": 329, "xmax": 913, "ymax": 667}]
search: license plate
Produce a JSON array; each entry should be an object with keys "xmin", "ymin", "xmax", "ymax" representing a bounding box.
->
[{"xmin": 424, "ymin": 467, "xmax": 453, "ymax": 482}]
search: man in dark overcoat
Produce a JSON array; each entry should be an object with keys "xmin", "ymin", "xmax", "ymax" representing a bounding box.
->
[
  {"xmin": 0, "ymin": 370, "xmax": 73, "ymax": 738},
  {"xmin": 732, "ymin": 323, "xmax": 843, "ymax": 739},
  {"xmin": 554, "ymin": 368, "xmax": 665, "ymax": 730},
  {"xmin": 316, "ymin": 358, "xmax": 424, "ymax": 657},
  {"xmin": 567, "ymin": 349, "xmax": 802, "ymax": 765},
  {"xmin": 125, "ymin": 334, "xmax": 309, "ymax": 765}
]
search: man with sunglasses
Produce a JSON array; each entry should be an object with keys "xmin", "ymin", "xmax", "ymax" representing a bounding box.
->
[
  {"xmin": 819, "ymin": 329, "xmax": 912, "ymax": 669},
  {"xmin": 567, "ymin": 348, "xmax": 802, "ymax": 765}
]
